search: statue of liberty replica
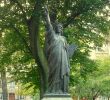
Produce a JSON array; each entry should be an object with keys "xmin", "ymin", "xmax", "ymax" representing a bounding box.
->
[{"xmin": 43, "ymin": 6, "xmax": 77, "ymax": 100}]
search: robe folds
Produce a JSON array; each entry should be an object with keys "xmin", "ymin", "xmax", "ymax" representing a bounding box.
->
[{"xmin": 45, "ymin": 32, "xmax": 70, "ymax": 93}]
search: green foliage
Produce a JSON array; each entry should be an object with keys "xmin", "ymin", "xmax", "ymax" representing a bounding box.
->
[
  {"xmin": 0, "ymin": 0, "xmax": 110, "ymax": 94},
  {"xmin": 71, "ymin": 57, "xmax": 110, "ymax": 99}
]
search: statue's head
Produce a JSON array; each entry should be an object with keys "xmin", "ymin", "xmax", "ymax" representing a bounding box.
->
[{"xmin": 55, "ymin": 22, "xmax": 63, "ymax": 35}]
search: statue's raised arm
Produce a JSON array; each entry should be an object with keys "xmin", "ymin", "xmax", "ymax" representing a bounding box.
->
[{"xmin": 44, "ymin": 5, "xmax": 55, "ymax": 35}]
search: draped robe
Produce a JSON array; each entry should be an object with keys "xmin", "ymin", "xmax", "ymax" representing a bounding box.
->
[{"xmin": 45, "ymin": 30, "xmax": 70, "ymax": 93}]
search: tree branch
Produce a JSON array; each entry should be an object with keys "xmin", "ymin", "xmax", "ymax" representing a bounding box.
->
[
  {"xmin": 63, "ymin": 12, "xmax": 80, "ymax": 28},
  {"xmin": 9, "ymin": 23, "xmax": 32, "ymax": 55},
  {"xmin": 94, "ymin": 90, "xmax": 101, "ymax": 98},
  {"xmin": 10, "ymin": 0, "xmax": 28, "ymax": 23},
  {"xmin": 63, "ymin": 0, "xmax": 110, "ymax": 28}
]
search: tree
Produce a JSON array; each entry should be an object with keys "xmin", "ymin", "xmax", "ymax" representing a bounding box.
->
[
  {"xmin": 70, "ymin": 57, "xmax": 110, "ymax": 100},
  {"xmin": 0, "ymin": 0, "xmax": 110, "ymax": 99},
  {"xmin": 0, "ymin": 33, "xmax": 9, "ymax": 100},
  {"xmin": 0, "ymin": 68, "xmax": 8, "ymax": 100}
]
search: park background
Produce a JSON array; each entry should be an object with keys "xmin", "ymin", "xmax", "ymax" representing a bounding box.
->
[{"xmin": 0, "ymin": 0, "xmax": 110, "ymax": 100}]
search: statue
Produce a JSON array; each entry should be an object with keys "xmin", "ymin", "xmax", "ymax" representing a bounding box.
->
[{"xmin": 44, "ymin": 6, "xmax": 77, "ymax": 94}]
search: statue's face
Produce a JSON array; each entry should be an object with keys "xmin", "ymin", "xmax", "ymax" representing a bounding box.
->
[{"xmin": 55, "ymin": 24, "xmax": 63, "ymax": 35}]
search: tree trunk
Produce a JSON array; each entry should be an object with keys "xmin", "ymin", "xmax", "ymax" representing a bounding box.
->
[
  {"xmin": 28, "ymin": 1, "xmax": 49, "ymax": 99},
  {"xmin": 93, "ymin": 98, "xmax": 95, "ymax": 100},
  {"xmin": 1, "ymin": 68, "xmax": 8, "ymax": 100},
  {"xmin": 93, "ymin": 96, "xmax": 96, "ymax": 100},
  {"xmin": 77, "ymin": 95, "xmax": 80, "ymax": 100}
]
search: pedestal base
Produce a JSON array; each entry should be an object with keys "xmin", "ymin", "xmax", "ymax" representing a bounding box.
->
[{"xmin": 42, "ymin": 94, "xmax": 72, "ymax": 100}]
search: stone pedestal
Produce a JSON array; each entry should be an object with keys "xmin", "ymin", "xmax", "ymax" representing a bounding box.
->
[{"xmin": 42, "ymin": 94, "xmax": 72, "ymax": 100}]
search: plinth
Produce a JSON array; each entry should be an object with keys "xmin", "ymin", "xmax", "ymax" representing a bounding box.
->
[{"xmin": 42, "ymin": 94, "xmax": 72, "ymax": 100}]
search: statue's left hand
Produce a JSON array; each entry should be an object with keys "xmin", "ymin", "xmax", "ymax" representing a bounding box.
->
[{"xmin": 67, "ymin": 44, "xmax": 77, "ymax": 58}]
